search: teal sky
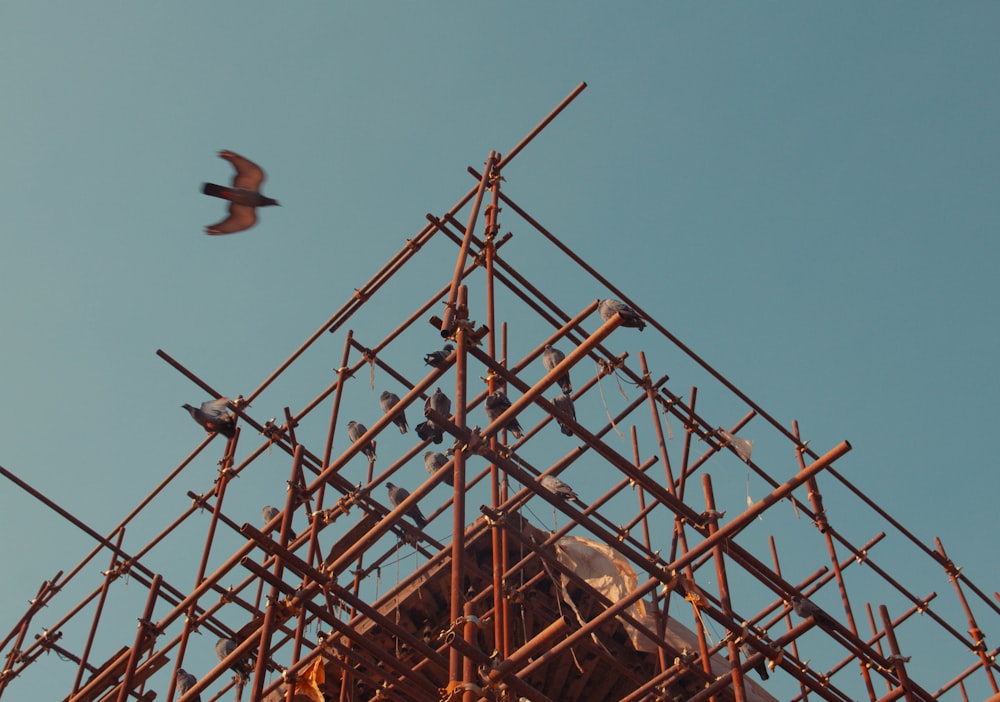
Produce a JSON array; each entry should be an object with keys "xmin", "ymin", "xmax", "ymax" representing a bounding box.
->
[{"xmin": 2, "ymin": 4, "xmax": 998, "ymax": 700}]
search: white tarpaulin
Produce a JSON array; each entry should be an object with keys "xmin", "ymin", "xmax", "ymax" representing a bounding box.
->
[{"xmin": 554, "ymin": 534, "xmax": 659, "ymax": 652}]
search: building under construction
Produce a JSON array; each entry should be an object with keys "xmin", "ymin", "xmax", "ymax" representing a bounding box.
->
[{"xmin": 1, "ymin": 85, "xmax": 998, "ymax": 702}]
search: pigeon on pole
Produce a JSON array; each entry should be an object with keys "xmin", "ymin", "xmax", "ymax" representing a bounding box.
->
[
  {"xmin": 423, "ymin": 344, "xmax": 455, "ymax": 368},
  {"xmin": 424, "ymin": 451, "xmax": 452, "ymax": 486},
  {"xmin": 175, "ymin": 668, "xmax": 200, "ymax": 701},
  {"xmin": 215, "ymin": 637, "xmax": 252, "ymax": 682},
  {"xmin": 598, "ymin": 299, "xmax": 646, "ymax": 330},
  {"xmin": 484, "ymin": 390, "xmax": 523, "ymax": 439},
  {"xmin": 380, "ymin": 390, "xmax": 408, "ymax": 434},
  {"xmin": 262, "ymin": 505, "xmax": 295, "ymax": 539},
  {"xmin": 347, "ymin": 421, "xmax": 376, "ymax": 460},
  {"xmin": 416, "ymin": 387, "xmax": 450, "ymax": 444},
  {"xmin": 791, "ymin": 595, "xmax": 834, "ymax": 626},
  {"xmin": 203, "ymin": 150, "xmax": 280, "ymax": 235},
  {"xmin": 740, "ymin": 643, "xmax": 769, "ymax": 681},
  {"xmin": 541, "ymin": 344, "xmax": 572, "ymax": 394},
  {"xmin": 540, "ymin": 475, "xmax": 579, "ymax": 501},
  {"xmin": 551, "ymin": 393, "xmax": 576, "ymax": 436},
  {"xmin": 386, "ymin": 482, "xmax": 427, "ymax": 528},
  {"xmin": 182, "ymin": 398, "xmax": 235, "ymax": 438}
]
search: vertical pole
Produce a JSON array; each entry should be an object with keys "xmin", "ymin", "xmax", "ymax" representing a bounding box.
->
[
  {"xmin": 463, "ymin": 601, "xmax": 478, "ymax": 702},
  {"xmin": 115, "ymin": 574, "xmax": 161, "ymax": 702},
  {"xmin": 934, "ymin": 538, "xmax": 999, "ymax": 694},
  {"xmin": 450, "ymin": 285, "xmax": 471, "ymax": 685},
  {"xmin": 878, "ymin": 605, "xmax": 916, "ymax": 702},
  {"xmin": 309, "ymin": 330, "xmax": 354, "ymax": 571},
  {"xmin": 631, "ymin": 424, "xmax": 668, "ymax": 676},
  {"xmin": 484, "ymin": 172, "xmax": 507, "ymax": 659},
  {"xmin": 72, "ymin": 534, "xmax": 123, "ymax": 694},
  {"xmin": 772, "ymin": 537, "xmax": 809, "ymax": 702},
  {"xmin": 702, "ymin": 474, "xmax": 746, "ymax": 702},
  {"xmin": 251, "ymin": 445, "xmax": 304, "ymax": 701},
  {"xmin": 794, "ymin": 420, "xmax": 877, "ymax": 700},
  {"xmin": 441, "ymin": 153, "xmax": 497, "ymax": 336}
]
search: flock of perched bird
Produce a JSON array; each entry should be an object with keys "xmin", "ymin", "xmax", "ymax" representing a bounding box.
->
[
  {"xmin": 181, "ymin": 294, "xmax": 648, "ymax": 525},
  {"xmin": 176, "ymin": 295, "xmax": 648, "ymax": 694}
]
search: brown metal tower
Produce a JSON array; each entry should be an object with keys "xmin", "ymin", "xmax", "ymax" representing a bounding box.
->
[{"xmin": 1, "ymin": 84, "xmax": 998, "ymax": 702}]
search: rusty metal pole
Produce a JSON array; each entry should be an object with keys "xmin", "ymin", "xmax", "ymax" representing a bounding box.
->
[
  {"xmin": 512, "ymin": 442, "xmax": 853, "ymax": 687},
  {"xmin": 462, "ymin": 601, "xmax": 478, "ymax": 702},
  {"xmin": 934, "ymin": 537, "xmax": 999, "ymax": 694},
  {"xmin": 484, "ymin": 163, "xmax": 508, "ymax": 661},
  {"xmin": 71, "ymin": 533, "xmax": 124, "ymax": 694},
  {"xmin": 441, "ymin": 154, "xmax": 496, "ymax": 336},
  {"xmin": 114, "ymin": 574, "xmax": 161, "ymax": 702},
  {"xmin": 878, "ymin": 605, "xmax": 917, "ymax": 702},
  {"xmin": 449, "ymin": 285, "xmax": 471, "ymax": 687},
  {"xmin": 250, "ymin": 444, "xmax": 304, "ymax": 701},
  {"xmin": 794, "ymin": 420, "xmax": 878, "ymax": 701},
  {"xmin": 702, "ymin": 474, "xmax": 747, "ymax": 702},
  {"xmin": 1, "ymin": 575, "xmax": 61, "ymax": 697}
]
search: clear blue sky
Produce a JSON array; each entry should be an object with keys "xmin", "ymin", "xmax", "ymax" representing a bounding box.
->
[{"xmin": 2, "ymin": 3, "xmax": 998, "ymax": 700}]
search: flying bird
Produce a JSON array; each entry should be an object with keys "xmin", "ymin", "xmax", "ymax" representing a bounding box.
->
[
  {"xmin": 262, "ymin": 505, "xmax": 295, "ymax": 539},
  {"xmin": 203, "ymin": 150, "xmax": 280, "ymax": 235},
  {"xmin": 551, "ymin": 393, "xmax": 576, "ymax": 436},
  {"xmin": 380, "ymin": 390, "xmax": 408, "ymax": 434},
  {"xmin": 598, "ymin": 299, "xmax": 646, "ymax": 330},
  {"xmin": 182, "ymin": 398, "xmax": 235, "ymax": 438},
  {"xmin": 740, "ymin": 643, "xmax": 769, "ymax": 681},
  {"xmin": 215, "ymin": 637, "xmax": 253, "ymax": 682},
  {"xmin": 424, "ymin": 344, "xmax": 455, "ymax": 368},
  {"xmin": 484, "ymin": 390, "xmax": 523, "ymax": 439},
  {"xmin": 424, "ymin": 451, "xmax": 452, "ymax": 486},
  {"xmin": 541, "ymin": 344, "xmax": 572, "ymax": 394},
  {"xmin": 386, "ymin": 482, "xmax": 427, "ymax": 527},
  {"xmin": 540, "ymin": 474, "xmax": 579, "ymax": 501},
  {"xmin": 175, "ymin": 668, "xmax": 200, "ymax": 701},
  {"xmin": 347, "ymin": 420, "xmax": 376, "ymax": 460}
]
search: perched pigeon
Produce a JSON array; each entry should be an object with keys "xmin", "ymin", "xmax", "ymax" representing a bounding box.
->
[
  {"xmin": 416, "ymin": 388, "xmax": 451, "ymax": 444},
  {"xmin": 347, "ymin": 420, "xmax": 376, "ymax": 460},
  {"xmin": 540, "ymin": 474, "xmax": 579, "ymax": 500},
  {"xmin": 424, "ymin": 344, "xmax": 455, "ymax": 368},
  {"xmin": 203, "ymin": 150, "xmax": 280, "ymax": 235},
  {"xmin": 484, "ymin": 390, "xmax": 523, "ymax": 439},
  {"xmin": 551, "ymin": 393, "xmax": 576, "ymax": 436},
  {"xmin": 262, "ymin": 505, "xmax": 295, "ymax": 539},
  {"xmin": 182, "ymin": 398, "xmax": 235, "ymax": 438},
  {"xmin": 215, "ymin": 637, "xmax": 252, "ymax": 682},
  {"xmin": 425, "ymin": 387, "xmax": 451, "ymax": 420},
  {"xmin": 791, "ymin": 595, "xmax": 833, "ymax": 625},
  {"xmin": 740, "ymin": 643, "xmax": 769, "ymax": 681},
  {"xmin": 175, "ymin": 668, "xmax": 200, "ymax": 701},
  {"xmin": 598, "ymin": 299, "xmax": 646, "ymax": 330},
  {"xmin": 423, "ymin": 451, "xmax": 452, "ymax": 486},
  {"xmin": 386, "ymin": 482, "xmax": 427, "ymax": 527},
  {"xmin": 541, "ymin": 345, "xmax": 572, "ymax": 394},
  {"xmin": 380, "ymin": 390, "xmax": 408, "ymax": 434},
  {"xmin": 414, "ymin": 420, "xmax": 444, "ymax": 445}
]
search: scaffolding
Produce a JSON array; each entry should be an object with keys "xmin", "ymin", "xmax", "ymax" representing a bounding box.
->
[{"xmin": 1, "ymin": 84, "xmax": 999, "ymax": 702}]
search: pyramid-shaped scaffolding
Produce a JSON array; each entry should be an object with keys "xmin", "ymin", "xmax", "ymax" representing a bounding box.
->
[{"xmin": 1, "ymin": 84, "xmax": 998, "ymax": 702}]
